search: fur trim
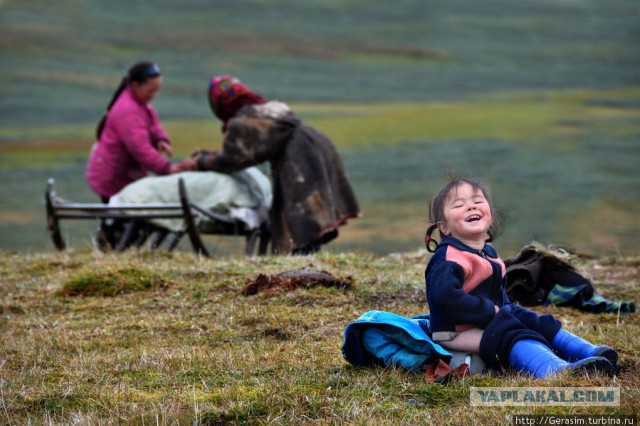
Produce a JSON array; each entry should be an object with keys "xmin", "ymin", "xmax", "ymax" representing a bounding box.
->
[
  {"xmin": 511, "ymin": 241, "xmax": 579, "ymax": 271},
  {"xmin": 253, "ymin": 101, "xmax": 291, "ymax": 120},
  {"xmin": 528, "ymin": 241, "xmax": 575, "ymax": 263}
]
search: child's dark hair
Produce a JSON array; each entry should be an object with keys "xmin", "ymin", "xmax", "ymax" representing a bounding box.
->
[
  {"xmin": 424, "ymin": 178, "xmax": 499, "ymax": 252},
  {"xmin": 95, "ymin": 61, "xmax": 161, "ymax": 140}
]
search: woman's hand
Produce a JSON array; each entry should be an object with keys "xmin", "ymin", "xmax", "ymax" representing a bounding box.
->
[
  {"xmin": 190, "ymin": 148, "xmax": 212, "ymax": 159},
  {"xmin": 188, "ymin": 149, "xmax": 216, "ymax": 170},
  {"xmin": 169, "ymin": 157, "xmax": 196, "ymax": 174},
  {"xmin": 158, "ymin": 140, "xmax": 173, "ymax": 157},
  {"xmin": 494, "ymin": 305, "xmax": 500, "ymax": 314}
]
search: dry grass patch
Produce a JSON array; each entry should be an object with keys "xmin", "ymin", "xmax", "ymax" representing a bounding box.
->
[{"xmin": 0, "ymin": 250, "xmax": 638, "ymax": 424}]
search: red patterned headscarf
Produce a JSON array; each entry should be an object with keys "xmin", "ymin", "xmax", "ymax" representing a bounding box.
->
[{"xmin": 208, "ymin": 75, "xmax": 267, "ymax": 132}]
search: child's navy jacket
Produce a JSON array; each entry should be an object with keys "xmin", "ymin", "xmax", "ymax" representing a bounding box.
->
[{"xmin": 425, "ymin": 236, "xmax": 510, "ymax": 338}]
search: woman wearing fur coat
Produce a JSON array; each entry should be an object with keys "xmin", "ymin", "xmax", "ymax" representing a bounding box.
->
[{"xmin": 188, "ymin": 75, "xmax": 361, "ymax": 255}]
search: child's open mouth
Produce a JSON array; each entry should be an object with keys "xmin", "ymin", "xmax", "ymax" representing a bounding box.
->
[{"xmin": 466, "ymin": 214, "xmax": 481, "ymax": 222}]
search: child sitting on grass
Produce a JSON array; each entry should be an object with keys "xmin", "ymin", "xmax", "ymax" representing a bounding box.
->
[{"xmin": 424, "ymin": 178, "xmax": 619, "ymax": 378}]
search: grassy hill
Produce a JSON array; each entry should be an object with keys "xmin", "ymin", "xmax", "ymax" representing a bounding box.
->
[
  {"xmin": 1, "ymin": 249, "xmax": 638, "ymax": 424},
  {"xmin": 2, "ymin": 0, "xmax": 639, "ymax": 134},
  {"xmin": 2, "ymin": 88, "xmax": 639, "ymax": 256},
  {"xmin": 1, "ymin": 2, "xmax": 639, "ymax": 424},
  {"xmin": 0, "ymin": 0, "xmax": 639, "ymax": 255}
]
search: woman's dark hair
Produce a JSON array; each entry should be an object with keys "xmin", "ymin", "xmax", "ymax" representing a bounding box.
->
[
  {"xmin": 95, "ymin": 61, "xmax": 161, "ymax": 140},
  {"xmin": 424, "ymin": 178, "xmax": 499, "ymax": 252}
]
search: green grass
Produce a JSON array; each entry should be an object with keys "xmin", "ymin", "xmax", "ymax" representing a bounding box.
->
[
  {"xmin": 1, "ymin": 0, "xmax": 639, "ymax": 258},
  {"xmin": 58, "ymin": 265, "xmax": 169, "ymax": 296},
  {"xmin": 296, "ymin": 88, "xmax": 640, "ymax": 148},
  {"xmin": 2, "ymin": 87, "xmax": 638, "ymax": 257},
  {"xmin": 3, "ymin": 87, "xmax": 639, "ymax": 155},
  {"xmin": 2, "ymin": 0, "xmax": 639, "ymax": 132},
  {"xmin": 0, "ymin": 250, "xmax": 638, "ymax": 424}
]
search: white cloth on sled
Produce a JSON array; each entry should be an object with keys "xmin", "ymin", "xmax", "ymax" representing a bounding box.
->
[{"xmin": 108, "ymin": 168, "xmax": 272, "ymax": 232}]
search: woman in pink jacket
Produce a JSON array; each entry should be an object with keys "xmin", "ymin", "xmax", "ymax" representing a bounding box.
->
[
  {"xmin": 85, "ymin": 61, "xmax": 190, "ymax": 249},
  {"xmin": 86, "ymin": 61, "xmax": 184, "ymax": 202}
]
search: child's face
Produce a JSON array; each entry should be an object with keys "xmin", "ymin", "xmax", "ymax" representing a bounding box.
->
[{"xmin": 438, "ymin": 183, "xmax": 493, "ymax": 245}]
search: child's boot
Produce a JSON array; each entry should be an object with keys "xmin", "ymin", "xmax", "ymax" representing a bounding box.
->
[
  {"xmin": 508, "ymin": 339, "xmax": 613, "ymax": 378},
  {"xmin": 551, "ymin": 329, "xmax": 618, "ymax": 366}
]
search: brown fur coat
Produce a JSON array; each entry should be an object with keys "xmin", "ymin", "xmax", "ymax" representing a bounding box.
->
[{"xmin": 193, "ymin": 101, "xmax": 361, "ymax": 254}]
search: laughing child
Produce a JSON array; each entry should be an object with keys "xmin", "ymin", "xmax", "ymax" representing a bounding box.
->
[{"xmin": 423, "ymin": 178, "xmax": 618, "ymax": 378}]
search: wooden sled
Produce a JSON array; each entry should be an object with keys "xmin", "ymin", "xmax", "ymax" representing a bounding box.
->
[{"xmin": 44, "ymin": 177, "xmax": 270, "ymax": 257}]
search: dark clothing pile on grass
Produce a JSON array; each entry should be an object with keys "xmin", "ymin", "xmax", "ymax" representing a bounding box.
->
[{"xmin": 505, "ymin": 242, "xmax": 636, "ymax": 314}]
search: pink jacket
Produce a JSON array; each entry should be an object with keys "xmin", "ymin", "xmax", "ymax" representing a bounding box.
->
[{"xmin": 85, "ymin": 86, "xmax": 171, "ymax": 198}]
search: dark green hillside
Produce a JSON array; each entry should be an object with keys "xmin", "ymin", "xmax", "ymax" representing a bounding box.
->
[{"xmin": 1, "ymin": 0, "xmax": 639, "ymax": 135}]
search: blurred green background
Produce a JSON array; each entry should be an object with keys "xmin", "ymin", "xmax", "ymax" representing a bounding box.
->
[{"xmin": 1, "ymin": 0, "xmax": 639, "ymax": 256}]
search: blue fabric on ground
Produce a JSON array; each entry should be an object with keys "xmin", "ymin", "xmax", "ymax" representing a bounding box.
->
[{"xmin": 341, "ymin": 310, "xmax": 452, "ymax": 372}]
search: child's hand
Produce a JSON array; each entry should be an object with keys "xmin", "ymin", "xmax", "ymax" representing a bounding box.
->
[{"xmin": 494, "ymin": 305, "xmax": 500, "ymax": 314}]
